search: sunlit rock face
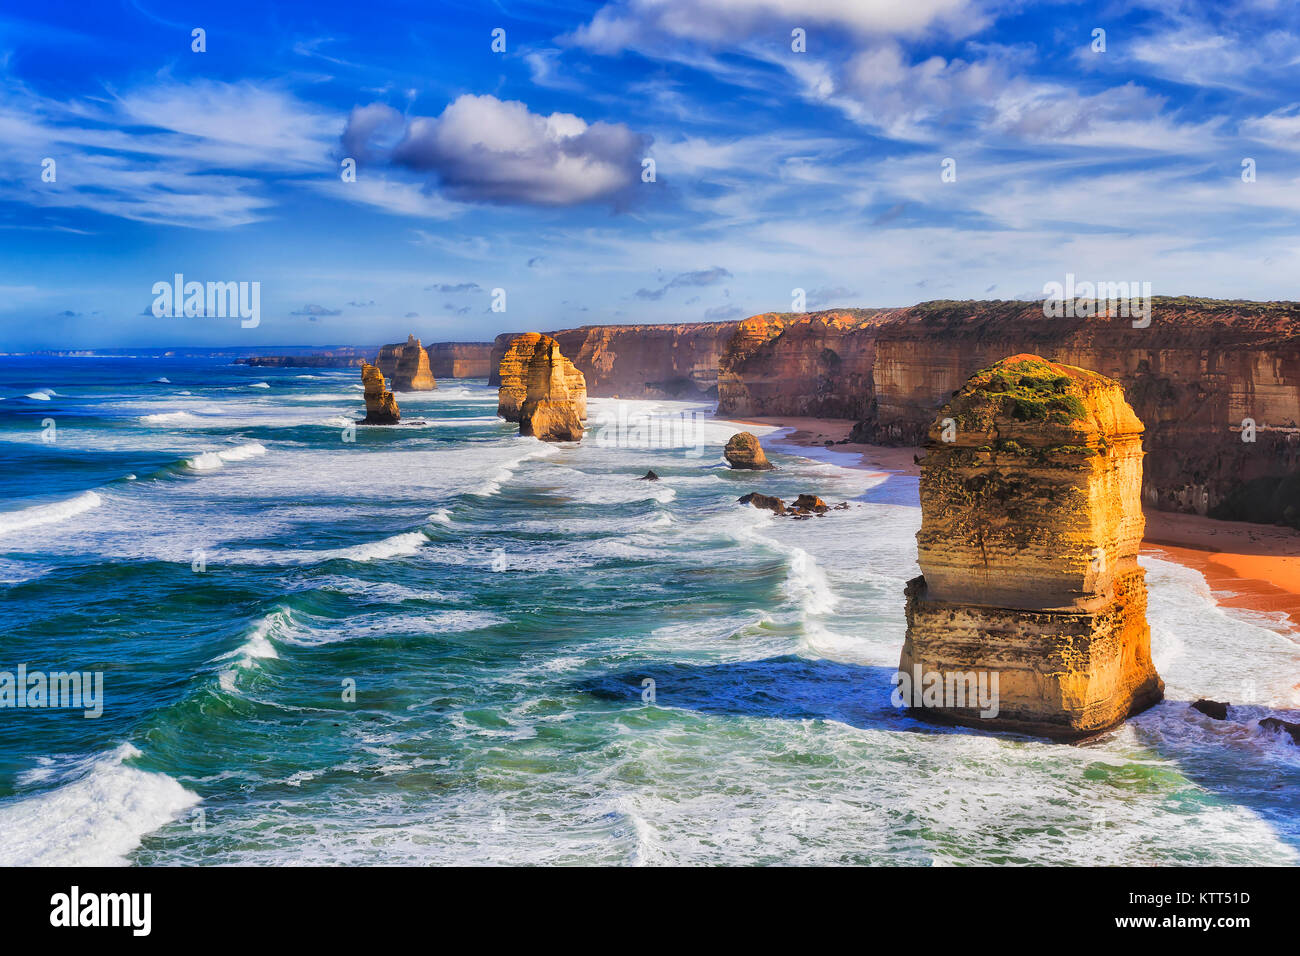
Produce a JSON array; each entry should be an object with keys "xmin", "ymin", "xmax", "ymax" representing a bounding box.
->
[
  {"xmin": 360, "ymin": 363, "xmax": 400, "ymax": 424},
  {"xmin": 495, "ymin": 333, "xmax": 587, "ymax": 441},
  {"xmin": 376, "ymin": 335, "xmax": 435, "ymax": 390},
  {"xmin": 899, "ymin": 354, "xmax": 1164, "ymax": 739}
]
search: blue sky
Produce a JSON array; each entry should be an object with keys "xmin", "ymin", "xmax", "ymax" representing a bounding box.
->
[{"xmin": 1, "ymin": 0, "xmax": 1298, "ymax": 349}]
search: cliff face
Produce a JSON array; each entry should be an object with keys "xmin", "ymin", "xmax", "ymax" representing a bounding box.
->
[
  {"xmin": 360, "ymin": 363, "xmax": 400, "ymax": 424},
  {"xmin": 716, "ymin": 310, "xmax": 891, "ymax": 418},
  {"xmin": 426, "ymin": 342, "xmax": 493, "ymax": 378},
  {"xmin": 900, "ymin": 355, "xmax": 1163, "ymax": 738},
  {"xmin": 490, "ymin": 324, "xmax": 740, "ymax": 399},
  {"xmin": 376, "ymin": 335, "xmax": 435, "ymax": 390},
  {"xmin": 495, "ymin": 333, "xmax": 587, "ymax": 440},
  {"xmin": 849, "ymin": 299, "xmax": 1300, "ymax": 522}
]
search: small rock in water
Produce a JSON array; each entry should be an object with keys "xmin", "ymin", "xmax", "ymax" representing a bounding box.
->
[
  {"xmin": 1190, "ymin": 699, "xmax": 1229, "ymax": 720},
  {"xmin": 793, "ymin": 494, "xmax": 829, "ymax": 513},
  {"xmin": 638, "ymin": 470, "xmax": 660, "ymax": 481},
  {"xmin": 738, "ymin": 492, "xmax": 785, "ymax": 515},
  {"xmin": 724, "ymin": 432, "xmax": 773, "ymax": 470},
  {"xmin": 1259, "ymin": 717, "xmax": 1300, "ymax": 744}
]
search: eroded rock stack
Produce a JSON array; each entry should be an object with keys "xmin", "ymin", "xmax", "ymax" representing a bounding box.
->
[
  {"xmin": 377, "ymin": 335, "xmax": 435, "ymax": 390},
  {"xmin": 360, "ymin": 362, "xmax": 400, "ymax": 424},
  {"xmin": 496, "ymin": 333, "xmax": 587, "ymax": 442},
  {"xmin": 899, "ymin": 354, "xmax": 1163, "ymax": 739},
  {"xmin": 723, "ymin": 431, "xmax": 773, "ymax": 470}
]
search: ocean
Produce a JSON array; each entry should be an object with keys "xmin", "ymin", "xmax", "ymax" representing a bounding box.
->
[{"xmin": 0, "ymin": 357, "xmax": 1297, "ymax": 866}]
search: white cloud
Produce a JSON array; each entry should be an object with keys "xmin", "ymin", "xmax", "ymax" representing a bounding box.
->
[
  {"xmin": 344, "ymin": 94, "xmax": 650, "ymax": 206},
  {"xmin": 0, "ymin": 79, "xmax": 339, "ymax": 227},
  {"xmin": 569, "ymin": 0, "xmax": 983, "ymax": 53}
]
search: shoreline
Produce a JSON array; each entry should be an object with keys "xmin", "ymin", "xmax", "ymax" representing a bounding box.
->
[{"xmin": 730, "ymin": 413, "xmax": 1300, "ymax": 634}]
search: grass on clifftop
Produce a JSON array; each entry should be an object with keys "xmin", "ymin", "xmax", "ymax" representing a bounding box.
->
[{"xmin": 956, "ymin": 357, "xmax": 1088, "ymax": 428}]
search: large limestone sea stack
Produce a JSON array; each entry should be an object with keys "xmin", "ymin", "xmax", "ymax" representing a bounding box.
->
[
  {"xmin": 496, "ymin": 333, "xmax": 587, "ymax": 442},
  {"xmin": 900, "ymin": 354, "xmax": 1163, "ymax": 739},
  {"xmin": 360, "ymin": 362, "xmax": 400, "ymax": 424}
]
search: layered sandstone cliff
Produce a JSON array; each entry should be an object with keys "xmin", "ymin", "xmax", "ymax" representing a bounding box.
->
[
  {"xmin": 426, "ymin": 342, "xmax": 493, "ymax": 378},
  {"xmin": 716, "ymin": 310, "xmax": 892, "ymax": 418},
  {"xmin": 360, "ymin": 363, "xmax": 400, "ymax": 424},
  {"xmin": 496, "ymin": 333, "xmax": 587, "ymax": 441},
  {"xmin": 376, "ymin": 335, "xmax": 435, "ymax": 390},
  {"xmin": 490, "ymin": 323, "xmax": 739, "ymax": 400},
  {"xmin": 899, "ymin": 355, "xmax": 1164, "ymax": 738}
]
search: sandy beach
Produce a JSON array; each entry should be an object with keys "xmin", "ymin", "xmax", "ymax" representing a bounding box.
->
[{"xmin": 738, "ymin": 414, "xmax": 1300, "ymax": 633}]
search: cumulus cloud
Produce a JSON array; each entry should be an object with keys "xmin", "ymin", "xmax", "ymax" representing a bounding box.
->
[
  {"xmin": 426, "ymin": 281, "xmax": 482, "ymax": 293},
  {"xmin": 290, "ymin": 304, "xmax": 342, "ymax": 316},
  {"xmin": 635, "ymin": 266, "xmax": 732, "ymax": 300},
  {"xmin": 341, "ymin": 94, "xmax": 650, "ymax": 206}
]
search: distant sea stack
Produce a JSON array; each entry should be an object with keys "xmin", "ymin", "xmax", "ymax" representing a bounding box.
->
[
  {"xmin": 899, "ymin": 354, "xmax": 1163, "ymax": 739},
  {"xmin": 496, "ymin": 333, "xmax": 587, "ymax": 441},
  {"xmin": 360, "ymin": 362, "xmax": 400, "ymax": 424},
  {"xmin": 376, "ymin": 335, "xmax": 435, "ymax": 390}
]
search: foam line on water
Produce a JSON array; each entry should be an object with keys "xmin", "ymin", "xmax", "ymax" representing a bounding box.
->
[
  {"xmin": 0, "ymin": 744, "xmax": 199, "ymax": 866},
  {"xmin": 0, "ymin": 490, "xmax": 102, "ymax": 536}
]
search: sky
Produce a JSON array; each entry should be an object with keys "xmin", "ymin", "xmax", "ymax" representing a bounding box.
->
[{"xmin": 1, "ymin": 0, "xmax": 1298, "ymax": 349}]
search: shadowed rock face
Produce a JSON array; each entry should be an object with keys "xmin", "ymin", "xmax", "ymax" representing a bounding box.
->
[
  {"xmin": 723, "ymin": 432, "xmax": 772, "ymax": 470},
  {"xmin": 376, "ymin": 335, "xmax": 435, "ymax": 390},
  {"xmin": 899, "ymin": 354, "xmax": 1164, "ymax": 739},
  {"xmin": 496, "ymin": 333, "xmax": 587, "ymax": 441},
  {"xmin": 360, "ymin": 363, "xmax": 400, "ymax": 424}
]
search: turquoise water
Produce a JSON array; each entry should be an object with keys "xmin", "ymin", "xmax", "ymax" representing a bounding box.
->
[{"xmin": 0, "ymin": 357, "xmax": 1298, "ymax": 865}]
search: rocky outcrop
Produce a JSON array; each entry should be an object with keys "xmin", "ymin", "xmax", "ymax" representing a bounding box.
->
[
  {"xmin": 1191, "ymin": 699, "xmax": 1229, "ymax": 720},
  {"xmin": 376, "ymin": 335, "xmax": 435, "ymax": 390},
  {"xmin": 360, "ymin": 363, "xmax": 400, "ymax": 424},
  {"xmin": 723, "ymin": 432, "xmax": 772, "ymax": 470},
  {"xmin": 496, "ymin": 333, "xmax": 587, "ymax": 441},
  {"xmin": 739, "ymin": 492, "xmax": 785, "ymax": 514},
  {"xmin": 899, "ymin": 354, "xmax": 1164, "ymax": 739},
  {"xmin": 426, "ymin": 342, "xmax": 493, "ymax": 378}
]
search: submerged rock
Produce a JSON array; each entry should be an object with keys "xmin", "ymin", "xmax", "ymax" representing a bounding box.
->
[
  {"xmin": 1191, "ymin": 699, "xmax": 1230, "ymax": 720},
  {"xmin": 738, "ymin": 492, "xmax": 785, "ymax": 514},
  {"xmin": 724, "ymin": 432, "xmax": 773, "ymax": 470},
  {"xmin": 1260, "ymin": 717, "xmax": 1300, "ymax": 744},
  {"xmin": 899, "ymin": 354, "xmax": 1164, "ymax": 739},
  {"xmin": 360, "ymin": 363, "xmax": 400, "ymax": 424}
]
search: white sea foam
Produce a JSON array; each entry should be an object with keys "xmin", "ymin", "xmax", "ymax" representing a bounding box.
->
[
  {"xmin": 0, "ymin": 490, "xmax": 102, "ymax": 536},
  {"xmin": 185, "ymin": 442, "xmax": 267, "ymax": 470},
  {"xmin": 0, "ymin": 744, "xmax": 199, "ymax": 866},
  {"xmin": 428, "ymin": 508, "xmax": 453, "ymax": 525},
  {"xmin": 140, "ymin": 411, "xmax": 199, "ymax": 424},
  {"xmin": 249, "ymin": 382, "xmax": 270, "ymax": 389},
  {"xmin": 217, "ymin": 609, "xmax": 287, "ymax": 691},
  {"xmin": 22, "ymin": 391, "xmax": 51, "ymax": 401}
]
